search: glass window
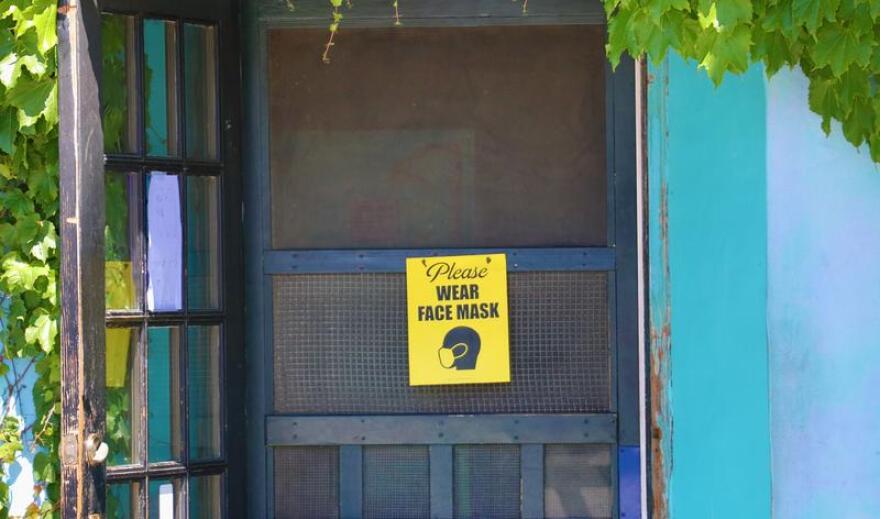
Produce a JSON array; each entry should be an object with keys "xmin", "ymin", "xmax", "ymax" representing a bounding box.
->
[
  {"xmin": 148, "ymin": 478, "xmax": 184, "ymax": 518},
  {"xmin": 105, "ymin": 171, "xmax": 142, "ymax": 311},
  {"xmin": 186, "ymin": 176, "xmax": 220, "ymax": 310},
  {"xmin": 187, "ymin": 325, "xmax": 221, "ymax": 460},
  {"xmin": 144, "ymin": 19, "xmax": 179, "ymax": 157},
  {"xmin": 146, "ymin": 173, "xmax": 183, "ymax": 311},
  {"xmin": 268, "ymin": 25, "xmax": 607, "ymax": 249},
  {"xmin": 147, "ymin": 327, "xmax": 182, "ymax": 463},
  {"xmin": 184, "ymin": 24, "xmax": 219, "ymax": 160},
  {"xmin": 101, "ymin": 14, "xmax": 138, "ymax": 154},
  {"xmin": 106, "ymin": 327, "xmax": 143, "ymax": 466},
  {"xmin": 189, "ymin": 473, "xmax": 223, "ymax": 518},
  {"xmin": 107, "ymin": 480, "xmax": 143, "ymax": 519}
]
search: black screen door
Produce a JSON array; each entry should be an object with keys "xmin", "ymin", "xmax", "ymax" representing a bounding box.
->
[{"xmin": 246, "ymin": 1, "xmax": 638, "ymax": 518}]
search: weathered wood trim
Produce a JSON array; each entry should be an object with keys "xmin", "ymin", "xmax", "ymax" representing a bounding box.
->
[
  {"xmin": 428, "ymin": 445, "xmax": 453, "ymax": 519},
  {"xmin": 339, "ymin": 445, "xmax": 364, "ymax": 518},
  {"xmin": 264, "ymin": 247, "xmax": 616, "ymax": 274},
  {"xmin": 257, "ymin": 0, "xmax": 606, "ymax": 26},
  {"xmin": 520, "ymin": 444, "xmax": 544, "ymax": 519},
  {"xmin": 266, "ymin": 414, "xmax": 617, "ymax": 445},
  {"xmin": 58, "ymin": 0, "xmax": 107, "ymax": 516},
  {"xmin": 646, "ymin": 57, "xmax": 672, "ymax": 519}
]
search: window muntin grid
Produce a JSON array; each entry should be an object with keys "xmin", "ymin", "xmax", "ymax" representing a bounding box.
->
[{"xmin": 102, "ymin": 12, "xmax": 225, "ymax": 518}]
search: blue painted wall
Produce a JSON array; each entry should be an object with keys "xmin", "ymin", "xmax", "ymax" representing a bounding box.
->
[
  {"xmin": 767, "ymin": 67, "xmax": 880, "ymax": 518},
  {"xmin": 648, "ymin": 55, "xmax": 772, "ymax": 518}
]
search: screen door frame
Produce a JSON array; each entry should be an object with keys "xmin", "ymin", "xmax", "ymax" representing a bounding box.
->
[{"xmin": 243, "ymin": 1, "xmax": 639, "ymax": 516}]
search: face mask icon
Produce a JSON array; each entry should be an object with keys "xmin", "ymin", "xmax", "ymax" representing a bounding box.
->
[
  {"xmin": 437, "ymin": 326, "xmax": 481, "ymax": 370},
  {"xmin": 438, "ymin": 343, "xmax": 468, "ymax": 368}
]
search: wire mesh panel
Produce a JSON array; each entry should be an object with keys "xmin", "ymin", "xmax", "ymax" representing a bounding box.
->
[
  {"xmin": 363, "ymin": 446, "xmax": 431, "ymax": 519},
  {"xmin": 544, "ymin": 444, "xmax": 612, "ymax": 519},
  {"xmin": 453, "ymin": 445, "xmax": 521, "ymax": 519},
  {"xmin": 272, "ymin": 271, "xmax": 610, "ymax": 414},
  {"xmin": 268, "ymin": 25, "xmax": 607, "ymax": 249},
  {"xmin": 274, "ymin": 447, "xmax": 339, "ymax": 519}
]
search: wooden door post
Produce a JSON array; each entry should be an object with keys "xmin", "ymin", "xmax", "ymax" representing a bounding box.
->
[{"xmin": 58, "ymin": 0, "xmax": 107, "ymax": 516}]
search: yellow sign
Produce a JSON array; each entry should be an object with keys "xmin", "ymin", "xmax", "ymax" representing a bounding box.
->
[{"xmin": 406, "ymin": 253, "xmax": 510, "ymax": 386}]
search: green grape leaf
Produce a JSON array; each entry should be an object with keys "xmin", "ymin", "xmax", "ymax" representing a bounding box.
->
[
  {"xmin": 715, "ymin": 0, "xmax": 752, "ymax": 26},
  {"xmin": 812, "ymin": 23, "xmax": 873, "ymax": 76},
  {"xmin": 30, "ymin": 0, "xmax": 55, "ymax": 54},
  {"xmin": 24, "ymin": 310, "xmax": 55, "ymax": 352},
  {"xmin": 0, "ymin": 106, "xmax": 17, "ymax": 154},
  {"xmin": 793, "ymin": 0, "xmax": 840, "ymax": 34},
  {"xmin": 6, "ymin": 75, "xmax": 53, "ymax": 117},
  {"xmin": 700, "ymin": 24, "xmax": 752, "ymax": 84}
]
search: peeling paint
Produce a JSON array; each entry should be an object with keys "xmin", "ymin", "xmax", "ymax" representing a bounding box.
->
[
  {"xmin": 646, "ymin": 57, "xmax": 673, "ymax": 519},
  {"xmin": 647, "ymin": 55, "xmax": 771, "ymax": 518},
  {"xmin": 649, "ymin": 296, "xmax": 672, "ymax": 514}
]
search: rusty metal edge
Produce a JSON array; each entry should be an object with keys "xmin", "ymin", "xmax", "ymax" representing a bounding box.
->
[{"xmin": 645, "ymin": 56, "xmax": 672, "ymax": 519}]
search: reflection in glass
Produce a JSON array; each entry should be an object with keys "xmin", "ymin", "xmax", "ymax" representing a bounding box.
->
[
  {"xmin": 106, "ymin": 172, "xmax": 141, "ymax": 311},
  {"xmin": 147, "ymin": 327, "xmax": 182, "ymax": 462},
  {"xmin": 144, "ymin": 19, "xmax": 179, "ymax": 156},
  {"xmin": 106, "ymin": 327, "xmax": 142, "ymax": 466},
  {"xmin": 186, "ymin": 176, "xmax": 220, "ymax": 310},
  {"xmin": 190, "ymin": 474, "xmax": 223, "ymax": 518},
  {"xmin": 146, "ymin": 173, "xmax": 183, "ymax": 311},
  {"xmin": 184, "ymin": 24, "xmax": 219, "ymax": 160},
  {"xmin": 101, "ymin": 14, "xmax": 138, "ymax": 154},
  {"xmin": 148, "ymin": 478, "xmax": 184, "ymax": 519},
  {"xmin": 107, "ymin": 481, "xmax": 143, "ymax": 519},
  {"xmin": 188, "ymin": 326, "xmax": 221, "ymax": 460}
]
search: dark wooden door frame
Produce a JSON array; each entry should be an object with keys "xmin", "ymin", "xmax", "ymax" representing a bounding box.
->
[{"xmin": 58, "ymin": 0, "xmax": 107, "ymax": 516}]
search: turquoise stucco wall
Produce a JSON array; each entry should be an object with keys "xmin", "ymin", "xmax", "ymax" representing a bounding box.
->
[
  {"xmin": 767, "ymin": 67, "xmax": 880, "ymax": 518},
  {"xmin": 648, "ymin": 55, "xmax": 772, "ymax": 518}
]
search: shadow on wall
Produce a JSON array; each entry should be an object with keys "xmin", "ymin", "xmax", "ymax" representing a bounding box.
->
[{"xmin": 767, "ymin": 66, "xmax": 880, "ymax": 519}]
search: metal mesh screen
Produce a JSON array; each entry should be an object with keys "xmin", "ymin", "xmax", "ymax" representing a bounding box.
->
[
  {"xmin": 274, "ymin": 447, "xmax": 339, "ymax": 519},
  {"xmin": 363, "ymin": 446, "xmax": 430, "ymax": 519},
  {"xmin": 268, "ymin": 26, "xmax": 607, "ymax": 249},
  {"xmin": 544, "ymin": 444, "xmax": 612, "ymax": 519},
  {"xmin": 273, "ymin": 271, "xmax": 609, "ymax": 414},
  {"xmin": 453, "ymin": 445, "xmax": 521, "ymax": 519}
]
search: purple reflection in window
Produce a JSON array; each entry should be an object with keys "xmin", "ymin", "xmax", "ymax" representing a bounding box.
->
[{"xmin": 147, "ymin": 173, "xmax": 183, "ymax": 311}]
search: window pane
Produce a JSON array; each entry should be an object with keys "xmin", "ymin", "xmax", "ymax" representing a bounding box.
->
[
  {"xmin": 187, "ymin": 325, "xmax": 221, "ymax": 460},
  {"xmin": 148, "ymin": 478, "xmax": 184, "ymax": 519},
  {"xmin": 147, "ymin": 327, "xmax": 182, "ymax": 463},
  {"xmin": 184, "ymin": 24, "xmax": 219, "ymax": 160},
  {"xmin": 268, "ymin": 26, "xmax": 607, "ymax": 249},
  {"xmin": 186, "ymin": 176, "xmax": 220, "ymax": 310},
  {"xmin": 106, "ymin": 327, "xmax": 143, "ymax": 466},
  {"xmin": 107, "ymin": 480, "xmax": 143, "ymax": 519},
  {"xmin": 106, "ymin": 172, "xmax": 141, "ymax": 311},
  {"xmin": 144, "ymin": 19, "xmax": 179, "ymax": 157},
  {"xmin": 101, "ymin": 14, "xmax": 138, "ymax": 154},
  {"xmin": 189, "ymin": 473, "xmax": 223, "ymax": 518},
  {"xmin": 146, "ymin": 173, "xmax": 183, "ymax": 311}
]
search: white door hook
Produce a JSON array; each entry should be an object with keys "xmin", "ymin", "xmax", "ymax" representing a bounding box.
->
[{"xmin": 84, "ymin": 433, "xmax": 109, "ymax": 465}]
